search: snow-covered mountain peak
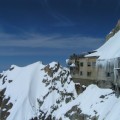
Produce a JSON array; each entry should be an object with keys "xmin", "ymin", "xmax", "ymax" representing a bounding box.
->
[{"xmin": 0, "ymin": 61, "xmax": 77, "ymax": 120}]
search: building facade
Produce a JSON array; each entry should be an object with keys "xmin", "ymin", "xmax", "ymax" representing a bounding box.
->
[
  {"xmin": 67, "ymin": 54, "xmax": 120, "ymax": 95},
  {"xmin": 67, "ymin": 53, "xmax": 98, "ymax": 86}
]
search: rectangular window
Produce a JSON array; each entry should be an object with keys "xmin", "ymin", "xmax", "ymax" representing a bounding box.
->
[
  {"xmin": 106, "ymin": 72, "xmax": 110, "ymax": 77},
  {"xmin": 80, "ymin": 71, "xmax": 83, "ymax": 76},
  {"xmin": 87, "ymin": 62, "xmax": 91, "ymax": 67},
  {"xmin": 87, "ymin": 72, "xmax": 92, "ymax": 76},
  {"xmin": 80, "ymin": 62, "xmax": 83, "ymax": 67},
  {"xmin": 117, "ymin": 69, "xmax": 120, "ymax": 75}
]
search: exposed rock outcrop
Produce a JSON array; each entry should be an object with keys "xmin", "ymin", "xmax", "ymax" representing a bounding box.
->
[{"xmin": 106, "ymin": 19, "xmax": 120, "ymax": 40}]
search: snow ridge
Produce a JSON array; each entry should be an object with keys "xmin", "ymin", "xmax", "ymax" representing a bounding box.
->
[
  {"xmin": 86, "ymin": 30, "xmax": 120, "ymax": 60},
  {"xmin": 0, "ymin": 61, "xmax": 77, "ymax": 120}
]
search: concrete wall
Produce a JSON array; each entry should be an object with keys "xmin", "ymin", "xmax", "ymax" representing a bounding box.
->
[{"xmin": 70, "ymin": 57, "xmax": 97, "ymax": 82}]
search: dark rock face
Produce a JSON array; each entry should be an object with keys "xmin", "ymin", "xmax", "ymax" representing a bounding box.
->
[
  {"xmin": 9, "ymin": 67, "xmax": 14, "ymax": 71},
  {"xmin": 106, "ymin": 20, "xmax": 120, "ymax": 40},
  {"xmin": 65, "ymin": 105, "xmax": 82, "ymax": 120},
  {"xmin": 65, "ymin": 105, "xmax": 99, "ymax": 120},
  {"xmin": 0, "ymin": 70, "xmax": 14, "ymax": 120},
  {"xmin": 0, "ymin": 88, "xmax": 13, "ymax": 120}
]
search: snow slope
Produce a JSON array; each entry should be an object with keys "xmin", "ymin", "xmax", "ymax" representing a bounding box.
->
[
  {"xmin": 55, "ymin": 85, "xmax": 120, "ymax": 120},
  {"xmin": 86, "ymin": 30, "xmax": 120, "ymax": 60},
  {"xmin": 1, "ymin": 62, "xmax": 120, "ymax": 120},
  {"xmin": 0, "ymin": 61, "xmax": 77, "ymax": 120}
]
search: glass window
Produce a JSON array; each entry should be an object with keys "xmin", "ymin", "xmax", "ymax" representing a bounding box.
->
[
  {"xmin": 87, "ymin": 62, "xmax": 91, "ymax": 66},
  {"xmin": 80, "ymin": 62, "xmax": 83, "ymax": 67},
  {"xmin": 106, "ymin": 72, "xmax": 110, "ymax": 77},
  {"xmin": 87, "ymin": 72, "xmax": 92, "ymax": 76},
  {"xmin": 80, "ymin": 71, "xmax": 83, "ymax": 76}
]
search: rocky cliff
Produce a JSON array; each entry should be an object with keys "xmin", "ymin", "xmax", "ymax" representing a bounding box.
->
[{"xmin": 0, "ymin": 62, "xmax": 77, "ymax": 120}]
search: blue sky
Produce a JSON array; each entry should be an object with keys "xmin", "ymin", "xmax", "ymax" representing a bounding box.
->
[{"xmin": 0, "ymin": 0, "xmax": 120, "ymax": 71}]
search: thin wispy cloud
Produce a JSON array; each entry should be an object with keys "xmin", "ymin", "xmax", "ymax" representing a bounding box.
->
[
  {"xmin": 41, "ymin": 0, "xmax": 74, "ymax": 26},
  {"xmin": 0, "ymin": 32, "xmax": 104, "ymax": 56},
  {"xmin": 0, "ymin": 33, "xmax": 103, "ymax": 49},
  {"xmin": 0, "ymin": 49, "xmax": 57, "ymax": 56}
]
